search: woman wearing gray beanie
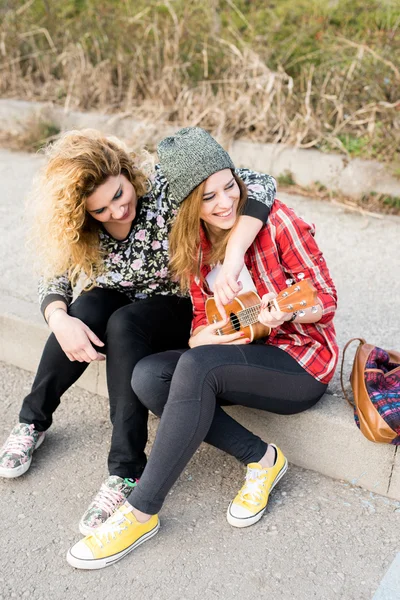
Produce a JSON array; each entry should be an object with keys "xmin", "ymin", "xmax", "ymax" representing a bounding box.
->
[
  {"xmin": 67, "ymin": 127, "xmax": 338, "ymax": 570},
  {"xmin": 0, "ymin": 128, "xmax": 276, "ymax": 537}
]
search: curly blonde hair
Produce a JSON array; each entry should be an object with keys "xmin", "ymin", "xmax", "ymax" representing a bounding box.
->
[{"xmin": 29, "ymin": 129, "xmax": 152, "ymax": 286}]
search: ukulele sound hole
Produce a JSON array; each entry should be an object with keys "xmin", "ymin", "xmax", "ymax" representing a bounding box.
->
[{"xmin": 229, "ymin": 312, "xmax": 241, "ymax": 332}]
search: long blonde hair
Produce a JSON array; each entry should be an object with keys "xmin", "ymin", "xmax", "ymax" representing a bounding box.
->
[
  {"xmin": 169, "ymin": 173, "xmax": 247, "ymax": 291},
  {"xmin": 29, "ymin": 129, "xmax": 151, "ymax": 285}
]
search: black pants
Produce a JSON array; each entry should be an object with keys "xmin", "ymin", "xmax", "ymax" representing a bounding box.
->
[
  {"xmin": 19, "ymin": 288, "xmax": 192, "ymax": 479},
  {"xmin": 128, "ymin": 344, "xmax": 327, "ymax": 513}
]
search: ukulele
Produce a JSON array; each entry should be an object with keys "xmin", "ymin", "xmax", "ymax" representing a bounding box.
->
[{"xmin": 205, "ymin": 278, "xmax": 317, "ymax": 342}]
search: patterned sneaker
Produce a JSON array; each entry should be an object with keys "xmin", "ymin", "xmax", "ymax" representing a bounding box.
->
[
  {"xmin": 0, "ymin": 423, "xmax": 45, "ymax": 478},
  {"xmin": 227, "ymin": 444, "xmax": 288, "ymax": 528},
  {"xmin": 68, "ymin": 502, "xmax": 159, "ymax": 570},
  {"xmin": 79, "ymin": 476, "xmax": 138, "ymax": 535}
]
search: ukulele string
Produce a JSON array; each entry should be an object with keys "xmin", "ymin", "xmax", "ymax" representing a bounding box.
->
[
  {"xmin": 213, "ymin": 285, "xmax": 311, "ymax": 335},
  {"xmin": 235, "ymin": 287, "xmax": 304, "ymax": 318}
]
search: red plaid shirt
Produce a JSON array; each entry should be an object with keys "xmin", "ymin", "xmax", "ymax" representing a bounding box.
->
[{"xmin": 189, "ymin": 199, "xmax": 338, "ymax": 383}]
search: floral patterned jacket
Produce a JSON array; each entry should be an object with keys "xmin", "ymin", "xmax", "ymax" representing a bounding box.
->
[{"xmin": 39, "ymin": 164, "xmax": 276, "ymax": 315}]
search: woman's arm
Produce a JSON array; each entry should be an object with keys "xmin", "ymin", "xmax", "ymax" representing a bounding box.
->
[
  {"xmin": 39, "ymin": 275, "xmax": 104, "ymax": 362},
  {"xmin": 39, "ymin": 273, "xmax": 73, "ymax": 318},
  {"xmin": 215, "ymin": 169, "xmax": 277, "ymax": 316},
  {"xmin": 215, "ymin": 216, "xmax": 264, "ymax": 310}
]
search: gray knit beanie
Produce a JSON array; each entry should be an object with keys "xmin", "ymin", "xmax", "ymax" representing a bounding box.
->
[{"xmin": 157, "ymin": 127, "xmax": 235, "ymax": 203}]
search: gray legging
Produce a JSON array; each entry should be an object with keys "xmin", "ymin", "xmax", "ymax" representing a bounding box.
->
[{"xmin": 127, "ymin": 344, "xmax": 327, "ymax": 514}]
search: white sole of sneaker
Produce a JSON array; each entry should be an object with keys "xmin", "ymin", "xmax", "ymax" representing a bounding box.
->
[
  {"xmin": 226, "ymin": 458, "xmax": 288, "ymax": 528},
  {"xmin": 79, "ymin": 517, "xmax": 114, "ymax": 537},
  {"xmin": 0, "ymin": 432, "xmax": 46, "ymax": 479},
  {"xmin": 66, "ymin": 521, "xmax": 160, "ymax": 570}
]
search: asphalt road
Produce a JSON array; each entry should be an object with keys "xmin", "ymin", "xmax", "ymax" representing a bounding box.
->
[{"xmin": 1, "ymin": 361, "xmax": 399, "ymax": 600}]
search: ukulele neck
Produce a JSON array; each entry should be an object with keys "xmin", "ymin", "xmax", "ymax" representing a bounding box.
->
[{"xmin": 236, "ymin": 303, "xmax": 262, "ymax": 327}]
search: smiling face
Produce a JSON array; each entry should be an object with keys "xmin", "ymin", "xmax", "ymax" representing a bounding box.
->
[
  {"xmin": 85, "ymin": 174, "xmax": 138, "ymax": 229},
  {"xmin": 199, "ymin": 169, "xmax": 240, "ymax": 238}
]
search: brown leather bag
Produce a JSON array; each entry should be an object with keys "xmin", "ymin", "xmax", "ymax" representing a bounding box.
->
[{"xmin": 340, "ymin": 338, "xmax": 400, "ymax": 444}]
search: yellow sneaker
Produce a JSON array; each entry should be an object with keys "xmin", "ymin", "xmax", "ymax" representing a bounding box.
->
[
  {"xmin": 227, "ymin": 444, "xmax": 287, "ymax": 528},
  {"xmin": 67, "ymin": 502, "xmax": 159, "ymax": 570}
]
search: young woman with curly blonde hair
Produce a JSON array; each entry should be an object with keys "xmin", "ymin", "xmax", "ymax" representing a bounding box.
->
[{"xmin": 0, "ymin": 128, "xmax": 277, "ymax": 535}]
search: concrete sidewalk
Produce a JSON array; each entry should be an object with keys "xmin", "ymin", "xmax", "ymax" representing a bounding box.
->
[
  {"xmin": 2, "ymin": 361, "xmax": 400, "ymax": 600},
  {"xmin": 0, "ymin": 148, "xmax": 399, "ymax": 499}
]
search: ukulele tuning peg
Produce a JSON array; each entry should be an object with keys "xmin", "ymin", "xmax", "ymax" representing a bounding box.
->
[
  {"xmin": 298, "ymin": 310, "xmax": 306, "ymax": 317},
  {"xmin": 282, "ymin": 291, "xmax": 288, "ymax": 298},
  {"xmin": 311, "ymin": 305, "xmax": 319, "ymax": 313},
  {"xmin": 300, "ymin": 300, "xmax": 307, "ymax": 306},
  {"xmin": 297, "ymin": 273, "xmax": 305, "ymax": 280},
  {"xmin": 294, "ymin": 285, "xmax": 300, "ymax": 292},
  {"xmin": 287, "ymin": 304, "xmax": 293, "ymax": 310},
  {"xmin": 285, "ymin": 278, "xmax": 294, "ymax": 286}
]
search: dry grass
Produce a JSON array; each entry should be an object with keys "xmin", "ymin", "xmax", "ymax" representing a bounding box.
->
[{"xmin": 0, "ymin": 0, "xmax": 399, "ymax": 165}]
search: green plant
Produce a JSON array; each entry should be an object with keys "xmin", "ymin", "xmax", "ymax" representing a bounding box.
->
[
  {"xmin": 337, "ymin": 134, "xmax": 369, "ymax": 156},
  {"xmin": 315, "ymin": 181, "xmax": 327, "ymax": 192},
  {"xmin": 360, "ymin": 191, "xmax": 400, "ymax": 214},
  {"xmin": 382, "ymin": 195, "xmax": 400, "ymax": 210},
  {"xmin": 277, "ymin": 171, "xmax": 296, "ymax": 186}
]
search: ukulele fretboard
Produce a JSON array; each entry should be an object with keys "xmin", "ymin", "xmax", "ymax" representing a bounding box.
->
[{"xmin": 236, "ymin": 304, "xmax": 262, "ymax": 327}]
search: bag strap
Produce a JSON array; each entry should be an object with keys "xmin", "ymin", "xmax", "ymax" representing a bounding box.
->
[{"xmin": 340, "ymin": 337, "xmax": 366, "ymax": 408}]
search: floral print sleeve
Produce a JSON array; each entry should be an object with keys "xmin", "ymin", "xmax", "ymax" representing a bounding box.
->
[
  {"xmin": 149, "ymin": 164, "xmax": 179, "ymax": 217},
  {"xmin": 38, "ymin": 273, "xmax": 73, "ymax": 315},
  {"xmin": 236, "ymin": 167, "xmax": 277, "ymax": 222}
]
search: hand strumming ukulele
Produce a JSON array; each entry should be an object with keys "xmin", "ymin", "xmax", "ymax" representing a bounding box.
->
[{"xmin": 205, "ymin": 278, "xmax": 317, "ymax": 342}]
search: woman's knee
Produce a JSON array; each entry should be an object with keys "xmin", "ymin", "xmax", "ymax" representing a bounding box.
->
[
  {"xmin": 132, "ymin": 351, "xmax": 183, "ymax": 415},
  {"xmin": 161, "ymin": 346, "xmax": 224, "ymax": 401},
  {"xmin": 69, "ymin": 289, "xmax": 111, "ymax": 329},
  {"xmin": 106, "ymin": 303, "xmax": 148, "ymax": 341},
  {"xmin": 172, "ymin": 346, "xmax": 218, "ymax": 381}
]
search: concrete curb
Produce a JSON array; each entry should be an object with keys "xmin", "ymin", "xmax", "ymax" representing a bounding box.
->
[
  {"xmin": 1, "ymin": 300, "xmax": 398, "ymax": 501},
  {"xmin": 1, "ymin": 99, "xmax": 399, "ymax": 199}
]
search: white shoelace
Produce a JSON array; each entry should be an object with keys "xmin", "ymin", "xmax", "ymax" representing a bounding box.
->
[
  {"xmin": 238, "ymin": 468, "xmax": 267, "ymax": 506},
  {"xmin": 92, "ymin": 483, "xmax": 126, "ymax": 514},
  {"xmin": 92, "ymin": 510, "xmax": 130, "ymax": 548}
]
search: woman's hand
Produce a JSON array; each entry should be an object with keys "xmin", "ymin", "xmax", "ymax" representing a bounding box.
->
[
  {"xmin": 258, "ymin": 292, "xmax": 294, "ymax": 329},
  {"xmin": 48, "ymin": 310, "xmax": 105, "ymax": 362},
  {"xmin": 189, "ymin": 320, "xmax": 250, "ymax": 348},
  {"xmin": 216, "ymin": 215, "xmax": 264, "ymax": 318},
  {"xmin": 213, "ymin": 256, "xmax": 244, "ymax": 320}
]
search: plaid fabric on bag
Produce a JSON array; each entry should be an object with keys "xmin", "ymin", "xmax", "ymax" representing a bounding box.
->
[{"xmin": 362, "ymin": 347, "xmax": 400, "ymax": 445}]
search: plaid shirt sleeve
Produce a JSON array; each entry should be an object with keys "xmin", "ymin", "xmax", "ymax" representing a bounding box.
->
[
  {"xmin": 274, "ymin": 204, "xmax": 337, "ymax": 326},
  {"xmin": 189, "ymin": 274, "xmax": 209, "ymax": 333}
]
